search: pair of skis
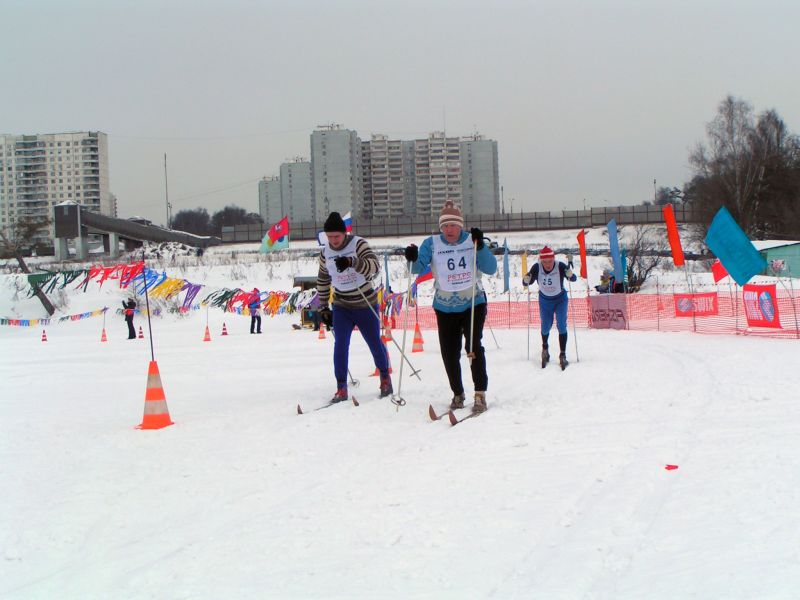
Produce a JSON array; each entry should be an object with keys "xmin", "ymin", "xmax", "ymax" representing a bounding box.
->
[
  {"xmin": 428, "ymin": 404, "xmax": 485, "ymax": 426},
  {"xmin": 297, "ymin": 395, "xmax": 360, "ymax": 415}
]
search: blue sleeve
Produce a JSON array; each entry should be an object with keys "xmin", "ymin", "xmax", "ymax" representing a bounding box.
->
[
  {"xmin": 411, "ymin": 237, "xmax": 434, "ymax": 275},
  {"xmin": 476, "ymin": 245, "xmax": 497, "ymax": 275},
  {"xmin": 524, "ymin": 263, "xmax": 539, "ymax": 285}
]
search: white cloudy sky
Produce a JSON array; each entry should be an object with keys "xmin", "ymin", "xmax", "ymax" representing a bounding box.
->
[{"xmin": 2, "ymin": 0, "xmax": 798, "ymax": 225}]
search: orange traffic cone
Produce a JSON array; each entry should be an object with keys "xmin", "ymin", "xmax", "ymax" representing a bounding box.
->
[
  {"xmin": 100, "ymin": 328, "xmax": 108, "ymax": 342},
  {"xmin": 137, "ymin": 361, "xmax": 174, "ymax": 430},
  {"xmin": 221, "ymin": 322, "xmax": 228, "ymax": 336},
  {"xmin": 370, "ymin": 339, "xmax": 393, "ymax": 376},
  {"xmin": 381, "ymin": 322, "xmax": 392, "ymax": 343},
  {"xmin": 138, "ymin": 326, "xmax": 144, "ymax": 339},
  {"xmin": 41, "ymin": 329, "xmax": 48, "ymax": 342},
  {"xmin": 203, "ymin": 325, "xmax": 211, "ymax": 342},
  {"xmin": 412, "ymin": 323, "xmax": 424, "ymax": 353},
  {"xmin": 318, "ymin": 327, "xmax": 326, "ymax": 340}
]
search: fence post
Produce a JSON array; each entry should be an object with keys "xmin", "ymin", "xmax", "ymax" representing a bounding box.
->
[{"xmin": 656, "ymin": 277, "xmax": 660, "ymax": 332}]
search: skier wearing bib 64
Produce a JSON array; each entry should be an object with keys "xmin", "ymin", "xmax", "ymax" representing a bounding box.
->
[
  {"xmin": 404, "ymin": 201, "xmax": 497, "ymax": 414},
  {"xmin": 316, "ymin": 212, "xmax": 392, "ymax": 403},
  {"xmin": 522, "ymin": 246, "xmax": 577, "ymax": 369}
]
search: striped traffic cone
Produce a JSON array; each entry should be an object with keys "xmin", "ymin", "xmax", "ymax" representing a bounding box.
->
[
  {"xmin": 370, "ymin": 339, "xmax": 393, "ymax": 376},
  {"xmin": 412, "ymin": 323, "xmax": 424, "ymax": 353},
  {"xmin": 138, "ymin": 326, "xmax": 144, "ymax": 339},
  {"xmin": 41, "ymin": 329, "xmax": 48, "ymax": 342},
  {"xmin": 100, "ymin": 328, "xmax": 108, "ymax": 343},
  {"xmin": 136, "ymin": 361, "xmax": 174, "ymax": 430},
  {"xmin": 221, "ymin": 322, "xmax": 228, "ymax": 336},
  {"xmin": 318, "ymin": 326, "xmax": 326, "ymax": 340},
  {"xmin": 203, "ymin": 325, "xmax": 211, "ymax": 342}
]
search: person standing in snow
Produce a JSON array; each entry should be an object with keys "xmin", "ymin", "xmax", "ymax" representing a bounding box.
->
[
  {"xmin": 522, "ymin": 246, "xmax": 577, "ymax": 369},
  {"xmin": 403, "ymin": 201, "xmax": 497, "ymax": 414},
  {"xmin": 122, "ymin": 297, "xmax": 136, "ymax": 339},
  {"xmin": 316, "ymin": 212, "xmax": 392, "ymax": 403},
  {"xmin": 249, "ymin": 288, "xmax": 262, "ymax": 334}
]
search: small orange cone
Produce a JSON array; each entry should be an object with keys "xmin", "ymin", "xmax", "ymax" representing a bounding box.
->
[
  {"xmin": 318, "ymin": 327, "xmax": 326, "ymax": 340},
  {"xmin": 41, "ymin": 329, "xmax": 48, "ymax": 342},
  {"xmin": 203, "ymin": 325, "xmax": 211, "ymax": 342},
  {"xmin": 381, "ymin": 322, "xmax": 392, "ymax": 343},
  {"xmin": 221, "ymin": 322, "xmax": 228, "ymax": 336},
  {"xmin": 412, "ymin": 323, "xmax": 424, "ymax": 353},
  {"xmin": 100, "ymin": 328, "xmax": 108, "ymax": 343},
  {"xmin": 137, "ymin": 361, "xmax": 174, "ymax": 430},
  {"xmin": 138, "ymin": 326, "xmax": 144, "ymax": 339},
  {"xmin": 370, "ymin": 339, "xmax": 393, "ymax": 376}
]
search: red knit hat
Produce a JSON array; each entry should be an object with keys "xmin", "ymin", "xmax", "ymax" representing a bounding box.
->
[
  {"xmin": 539, "ymin": 246, "xmax": 555, "ymax": 259},
  {"xmin": 438, "ymin": 200, "xmax": 464, "ymax": 229}
]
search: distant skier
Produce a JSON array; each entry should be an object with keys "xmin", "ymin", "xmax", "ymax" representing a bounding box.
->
[
  {"xmin": 404, "ymin": 201, "xmax": 497, "ymax": 414},
  {"xmin": 522, "ymin": 246, "xmax": 577, "ymax": 369},
  {"xmin": 316, "ymin": 212, "xmax": 392, "ymax": 403},
  {"xmin": 122, "ymin": 298, "xmax": 136, "ymax": 339},
  {"xmin": 249, "ymin": 288, "xmax": 262, "ymax": 334}
]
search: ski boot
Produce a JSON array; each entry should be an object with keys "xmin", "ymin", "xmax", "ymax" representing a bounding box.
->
[
  {"xmin": 559, "ymin": 352, "xmax": 569, "ymax": 371},
  {"xmin": 330, "ymin": 387, "xmax": 348, "ymax": 403},
  {"xmin": 472, "ymin": 391, "xmax": 487, "ymax": 414},
  {"xmin": 541, "ymin": 346, "xmax": 550, "ymax": 369},
  {"xmin": 449, "ymin": 392, "xmax": 466, "ymax": 410},
  {"xmin": 379, "ymin": 373, "xmax": 393, "ymax": 398}
]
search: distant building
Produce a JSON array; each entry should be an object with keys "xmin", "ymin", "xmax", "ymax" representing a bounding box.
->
[
  {"xmin": 0, "ymin": 131, "xmax": 110, "ymax": 243},
  {"xmin": 460, "ymin": 134, "xmax": 500, "ymax": 215},
  {"xmin": 414, "ymin": 132, "xmax": 462, "ymax": 217},
  {"xmin": 280, "ymin": 158, "xmax": 313, "ymax": 222},
  {"xmin": 258, "ymin": 176, "xmax": 282, "ymax": 224},
  {"xmin": 361, "ymin": 134, "xmax": 415, "ymax": 218},
  {"xmin": 310, "ymin": 124, "xmax": 362, "ymax": 220}
]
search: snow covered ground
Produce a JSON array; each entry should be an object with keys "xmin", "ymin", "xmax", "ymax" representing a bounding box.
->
[{"xmin": 2, "ymin": 229, "xmax": 799, "ymax": 599}]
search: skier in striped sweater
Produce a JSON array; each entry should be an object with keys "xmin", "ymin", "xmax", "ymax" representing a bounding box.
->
[{"xmin": 316, "ymin": 212, "xmax": 392, "ymax": 403}]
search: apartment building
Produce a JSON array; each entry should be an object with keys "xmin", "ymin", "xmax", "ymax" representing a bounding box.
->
[
  {"xmin": 361, "ymin": 134, "xmax": 415, "ymax": 218},
  {"xmin": 414, "ymin": 132, "xmax": 462, "ymax": 217},
  {"xmin": 280, "ymin": 158, "xmax": 313, "ymax": 222},
  {"xmin": 460, "ymin": 134, "xmax": 500, "ymax": 215},
  {"xmin": 310, "ymin": 124, "xmax": 362, "ymax": 220},
  {"xmin": 258, "ymin": 176, "xmax": 282, "ymax": 224},
  {"xmin": 0, "ymin": 131, "xmax": 111, "ymax": 242}
]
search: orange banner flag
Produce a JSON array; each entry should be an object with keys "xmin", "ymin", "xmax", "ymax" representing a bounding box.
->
[
  {"xmin": 576, "ymin": 230, "xmax": 588, "ymax": 279},
  {"xmin": 663, "ymin": 204, "xmax": 685, "ymax": 267}
]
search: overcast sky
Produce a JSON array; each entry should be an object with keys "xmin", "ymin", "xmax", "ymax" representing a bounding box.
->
[{"xmin": 3, "ymin": 0, "xmax": 799, "ymax": 226}]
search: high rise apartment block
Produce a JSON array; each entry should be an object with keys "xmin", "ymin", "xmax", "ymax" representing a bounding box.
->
[
  {"xmin": 361, "ymin": 135, "xmax": 415, "ymax": 219},
  {"xmin": 280, "ymin": 158, "xmax": 313, "ymax": 222},
  {"xmin": 0, "ymin": 131, "xmax": 111, "ymax": 242},
  {"xmin": 258, "ymin": 176, "xmax": 282, "ymax": 224},
  {"xmin": 414, "ymin": 132, "xmax": 462, "ymax": 217},
  {"xmin": 460, "ymin": 134, "xmax": 500, "ymax": 215},
  {"xmin": 310, "ymin": 125, "xmax": 362, "ymax": 220}
]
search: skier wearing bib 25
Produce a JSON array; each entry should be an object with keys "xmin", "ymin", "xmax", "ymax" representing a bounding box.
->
[
  {"xmin": 316, "ymin": 212, "xmax": 392, "ymax": 403},
  {"xmin": 404, "ymin": 201, "xmax": 497, "ymax": 414},
  {"xmin": 522, "ymin": 246, "xmax": 577, "ymax": 370}
]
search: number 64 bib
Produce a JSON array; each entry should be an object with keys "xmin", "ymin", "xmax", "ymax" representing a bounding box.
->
[{"xmin": 432, "ymin": 236, "xmax": 475, "ymax": 292}]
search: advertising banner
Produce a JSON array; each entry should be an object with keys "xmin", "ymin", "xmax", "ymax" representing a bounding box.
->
[
  {"xmin": 742, "ymin": 284, "xmax": 781, "ymax": 329},
  {"xmin": 673, "ymin": 292, "xmax": 719, "ymax": 317},
  {"xmin": 589, "ymin": 295, "xmax": 628, "ymax": 330}
]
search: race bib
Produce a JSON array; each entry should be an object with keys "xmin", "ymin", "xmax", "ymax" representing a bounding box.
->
[
  {"xmin": 324, "ymin": 236, "xmax": 368, "ymax": 292},
  {"xmin": 432, "ymin": 236, "xmax": 474, "ymax": 292},
  {"xmin": 537, "ymin": 264, "xmax": 562, "ymax": 296}
]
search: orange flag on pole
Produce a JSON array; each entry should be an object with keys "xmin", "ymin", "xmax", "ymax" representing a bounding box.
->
[
  {"xmin": 663, "ymin": 204, "xmax": 685, "ymax": 267},
  {"xmin": 576, "ymin": 230, "xmax": 588, "ymax": 279}
]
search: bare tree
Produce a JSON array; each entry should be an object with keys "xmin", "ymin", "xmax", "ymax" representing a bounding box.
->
[
  {"xmin": 0, "ymin": 216, "xmax": 55, "ymax": 315},
  {"xmin": 624, "ymin": 225, "xmax": 667, "ymax": 293}
]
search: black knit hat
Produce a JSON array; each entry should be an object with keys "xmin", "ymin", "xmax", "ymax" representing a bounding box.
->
[{"xmin": 323, "ymin": 211, "xmax": 347, "ymax": 233}]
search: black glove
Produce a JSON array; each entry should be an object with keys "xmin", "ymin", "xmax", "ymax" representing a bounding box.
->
[
  {"xmin": 404, "ymin": 244, "xmax": 418, "ymax": 262},
  {"xmin": 319, "ymin": 307, "xmax": 333, "ymax": 328},
  {"xmin": 334, "ymin": 256, "xmax": 353, "ymax": 273},
  {"xmin": 470, "ymin": 227, "xmax": 485, "ymax": 250}
]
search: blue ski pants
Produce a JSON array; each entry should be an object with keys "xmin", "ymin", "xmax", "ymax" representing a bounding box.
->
[
  {"xmin": 539, "ymin": 291, "xmax": 569, "ymax": 335},
  {"xmin": 332, "ymin": 304, "xmax": 389, "ymax": 388}
]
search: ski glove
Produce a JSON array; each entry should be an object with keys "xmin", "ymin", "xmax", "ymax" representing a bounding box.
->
[
  {"xmin": 334, "ymin": 256, "xmax": 354, "ymax": 272},
  {"xmin": 565, "ymin": 267, "xmax": 574, "ymax": 279},
  {"xmin": 566, "ymin": 253, "xmax": 574, "ymax": 265},
  {"xmin": 404, "ymin": 244, "xmax": 418, "ymax": 262},
  {"xmin": 470, "ymin": 227, "xmax": 485, "ymax": 250},
  {"xmin": 319, "ymin": 307, "xmax": 333, "ymax": 327},
  {"xmin": 522, "ymin": 274, "xmax": 532, "ymax": 286}
]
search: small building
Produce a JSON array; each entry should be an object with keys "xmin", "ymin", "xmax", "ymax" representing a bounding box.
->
[
  {"xmin": 293, "ymin": 276, "xmax": 320, "ymax": 329},
  {"xmin": 755, "ymin": 241, "xmax": 800, "ymax": 278}
]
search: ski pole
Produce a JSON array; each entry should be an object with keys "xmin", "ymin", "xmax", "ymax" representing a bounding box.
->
[
  {"xmin": 526, "ymin": 287, "xmax": 531, "ymax": 361},
  {"xmin": 391, "ymin": 261, "xmax": 413, "ymax": 408},
  {"xmin": 567, "ymin": 278, "xmax": 579, "ymax": 363},
  {"xmin": 356, "ymin": 287, "xmax": 422, "ymax": 380},
  {"xmin": 467, "ymin": 238, "xmax": 478, "ymax": 364},
  {"xmin": 329, "ymin": 329, "xmax": 361, "ymax": 387},
  {"xmin": 485, "ymin": 313, "xmax": 501, "ymax": 349}
]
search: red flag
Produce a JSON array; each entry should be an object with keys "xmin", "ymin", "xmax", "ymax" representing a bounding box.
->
[
  {"xmin": 662, "ymin": 204, "xmax": 685, "ymax": 267},
  {"xmin": 576, "ymin": 230, "xmax": 588, "ymax": 279},
  {"xmin": 711, "ymin": 259, "xmax": 728, "ymax": 283},
  {"xmin": 267, "ymin": 216, "xmax": 289, "ymax": 242}
]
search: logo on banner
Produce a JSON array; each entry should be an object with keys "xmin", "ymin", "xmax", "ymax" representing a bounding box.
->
[
  {"xmin": 673, "ymin": 293, "xmax": 719, "ymax": 317},
  {"xmin": 742, "ymin": 284, "xmax": 781, "ymax": 329}
]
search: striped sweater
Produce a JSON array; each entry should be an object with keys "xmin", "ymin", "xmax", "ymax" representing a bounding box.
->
[{"xmin": 316, "ymin": 236, "xmax": 380, "ymax": 309}]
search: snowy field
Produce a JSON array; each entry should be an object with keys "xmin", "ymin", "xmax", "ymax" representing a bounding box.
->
[
  {"xmin": 2, "ymin": 308, "xmax": 800, "ymax": 599},
  {"xmin": 2, "ymin": 226, "xmax": 799, "ymax": 599}
]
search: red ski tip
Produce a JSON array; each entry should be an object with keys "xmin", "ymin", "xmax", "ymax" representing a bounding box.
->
[
  {"xmin": 352, "ymin": 396, "xmax": 360, "ymax": 406},
  {"xmin": 447, "ymin": 411, "xmax": 458, "ymax": 426},
  {"xmin": 665, "ymin": 464, "xmax": 679, "ymax": 470},
  {"xmin": 297, "ymin": 404, "xmax": 303, "ymax": 415},
  {"xmin": 428, "ymin": 405, "xmax": 438, "ymax": 421}
]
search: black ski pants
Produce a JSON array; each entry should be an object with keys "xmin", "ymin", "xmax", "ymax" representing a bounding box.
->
[
  {"xmin": 125, "ymin": 317, "xmax": 136, "ymax": 339},
  {"xmin": 434, "ymin": 303, "xmax": 488, "ymax": 395},
  {"xmin": 250, "ymin": 315, "xmax": 262, "ymax": 334}
]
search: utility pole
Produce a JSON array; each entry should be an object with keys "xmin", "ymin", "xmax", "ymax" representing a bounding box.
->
[
  {"xmin": 501, "ymin": 186, "xmax": 505, "ymax": 214},
  {"xmin": 164, "ymin": 154, "xmax": 172, "ymax": 229},
  {"xmin": 654, "ymin": 178, "xmax": 657, "ymax": 205}
]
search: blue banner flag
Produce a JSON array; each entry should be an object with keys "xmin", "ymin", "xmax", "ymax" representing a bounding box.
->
[
  {"xmin": 704, "ymin": 207, "xmax": 767, "ymax": 286},
  {"xmin": 621, "ymin": 249, "xmax": 628, "ymax": 284},
  {"xmin": 502, "ymin": 238, "xmax": 510, "ymax": 293},
  {"xmin": 384, "ymin": 253, "xmax": 391, "ymax": 291},
  {"xmin": 607, "ymin": 219, "xmax": 624, "ymax": 281}
]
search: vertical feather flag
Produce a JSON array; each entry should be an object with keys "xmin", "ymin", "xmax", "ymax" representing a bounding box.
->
[
  {"xmin": 502, "ymin": 239, "xmax": 510, "ymax": 293},
  {"xmin": 711, "ymin": 259, "xmax": 729, "ymax": 283},
  {"xmin": 607, "ymin": 219, "xmax": 624, "ymax": 282},
  {"xmin": 521, "ymin": 251, "xmax": 528, "ymax": 276},
  {"xmin": 384, "ymin": 253, "xmax": 391, "ymax": 291},
  {"xmin": 704, "ymin": 207, "xmax": 767, "ymax": 286},
  {"xmin": 576, "ymin": 230, "xmax": 588, "ymax": 279},
  {"xmin": 663, "ymin": 204, "xmax": 685, "ymax": 267}
]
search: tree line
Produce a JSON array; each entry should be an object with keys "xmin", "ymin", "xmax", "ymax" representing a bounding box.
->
[{"xmin": 170, "ymin": 205, "xmax": 262, "ymax": 236}]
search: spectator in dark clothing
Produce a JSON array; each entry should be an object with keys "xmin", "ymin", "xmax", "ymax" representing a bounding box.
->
[
  {"xmin": 123, "ymin": 298, "xmax": 136, "ymax": 339},
  {"xmin": 249, "ymin": 288, "xmax": 262, "ymax": 334}
]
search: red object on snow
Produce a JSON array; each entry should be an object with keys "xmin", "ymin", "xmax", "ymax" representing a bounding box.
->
[{"xmin": 665, "ymin": 464, "xmax": 679, "ymax": 471}]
